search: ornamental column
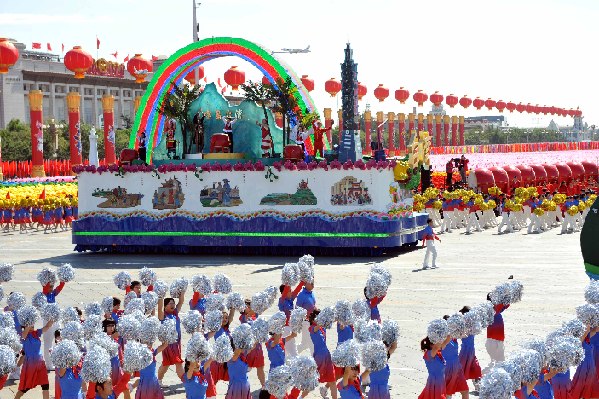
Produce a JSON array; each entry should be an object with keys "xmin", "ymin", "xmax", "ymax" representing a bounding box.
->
[
  {"xmin": 28, "ymin": 90, "xmax": 45, "ymax": 177},
  {"xmin": 66, "ymin": 92, "xmax": 83, "ymax": 167},
  {"xmin": 417, "ymin": 113, "xmax": 424, "ymax": 131},
  {"xmin": 435, "ymin": 114, "xmax": 442, "ymax": 147},
  {"xmin": 443, "ymin": 115, "xmax": 450, "ymax": 147},
  {"xmin": 323, "ymin": 108, "xmax": 333, "ymax": 144},
  {"xmin": 101, "ymin": 94, "xmax": 117, "ymax": 164},
  {"xmin": 376, "ymin": 111, "xmax": 384, "ymax": 150},
  {"xmin": 459, "ymin": 116, "xmax": 465, "ymax": 146},
  {"xmin": 0, "ymin": 136, "xmax": 3, "ymax": 180},
  {"xmin": 364, "ymin": 110, "xmax": 372, "ymax": 155},
  {"xmin": 427, "ymin": 114, "xmax": 433, "ymax": 138},
  {"xmin": 398, "ymin": 113, "xmax": 406, "ymax": 153},
  {"xmin": 451, "ymin": 116, "xmax": 458, "ymax": 146},
  {"xmin": 387, "ymin": 112, "xmax": 395, "ymax": 156},
  {"xmin": 408, "ymin": 113, "xmax": 415, "ymax": 134}
]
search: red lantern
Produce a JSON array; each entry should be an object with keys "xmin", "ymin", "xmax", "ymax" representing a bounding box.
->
[
  {"xmin": 184, "ymin": 65, "xmax": 205, "ymax": 85},
  {"xmin": 484, "ymin": 98, "xmax": 496, "ymax": 111},
  {"xmin": 525, "ymin": 103, "xmax": 534, "ymax": 113},
  {"xmin": 300, "ymin": 75, "xmax": 314, "ymax": 92},
  {"xmin": 576, "ymin": 109, "xmax": 583, "ymax": 117},
  {"xmin": 430, "ymin": 91, "xmax": 443, "ymax": 107},
  {"xmin": 126, "ymin": 54, "xmax": 153, "ymax": 84},
  {"xmin": 534, "ymin": 104, "xmax": 541, "ymax": 114},
  {"xmin": 445, "ymin": 94, "xmax": 458, "ymax": 108},
  {"xmin": 459, "ymin": 95, "xmax": 472, "ymax": 108},
  {"xmin": 413, "ymin": 90, "xmax": 428, "ymax": 107},
  {"xmin": 495, "ymin": 100, "xmax": 506, "ymax": 113},
  {"xmin": 373, "ymin": 84, "xmax": 389, "ymax": 102},
  {"xmin": 506, "ymin": 101, "xmax": 516, "ymax": 113},
  {"xmin": 0, "ymin": 38, "xmax": 19, "ymax": 74},
  {"xmin": 64, "ymin": 46, "xmax": 93, "ymax": 79},
  {"xmin": 223, "ymin": 66, "xmax": 245, "ymax": 90},
  {"xmin": 357, "ymin": 82, "xmax": 367, "ymax": 100},
  {"xmin": 472, "ymin": 97, "xmax": 484, "ymax": 110},
  {"xmin": 324, "ymin": 78, "xmax": 341, "ymax": 97},
  {"xmin": 395, "ymin": 87, "xmax": 409, "ymax": 104},
  {"xmin": 515, "ymin": 103, "xmax": 525, "ymax": 113}
]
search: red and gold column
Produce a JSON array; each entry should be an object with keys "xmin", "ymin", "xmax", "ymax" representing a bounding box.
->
[
  {"xmin": 451, "ymin": 115, "xmax": 458, "ymax": 146},
  {"xmin": 387, "ymin": 112, "xmax": 395, "ymax": 156},
  {"xmin": 417, "ymin": 113, "xmax": 424, "ymax": 131},
  {"xmin": 408, "ymin": 113, "xmax": 415, "ymax": 134},
  {"xmin": 398, "ymin": 113, "xmax": 406, "ymax": 153},
  {"xmin": 435, "ymin": 114, "xmax": 442, "ymax": 147},
  {"xmin": 66, "ymin": 92, "xmax": 82, "ymax": 167},
  {"xmin": 459, "ymin": 116, "xmax": 465, "ymax": 146},
  {"xmin": 376, "ymin": 111, "xmax": 384, "ymax": 149},
  {"xmin": 0, "ymin": 135, "xmax": 3, "ymax": 180},
  {"xmin": 101, "ymin": 94, "xmax": 117, "ymax": 164},
  {"xmin": 364, "ymin": 110, "xmax": 372, "ymax": 155},
  {"xmin": 323, "ymin": 108, "xmax": 333, "ymax": 144},
  {"xmin": 443, "ymin": 115, "xmax": 450, "ymax": 147},
  {"xmin": 426, "ymin": 114, "xmax": 433, "ymax": 138},
  {"xmin": 337, "ymin": 109, "xmax": 343, "ymax": 144},
  {"xmin": 28, "ymin": 90, "xmax": 45, "ymax": 177}
]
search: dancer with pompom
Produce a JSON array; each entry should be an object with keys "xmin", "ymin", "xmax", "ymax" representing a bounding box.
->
[
  {"xmin": 157, "ymin": 292, "xmax": 185, "ymax": 386},
  {"xmin": 441, "ymin": 314, "xmax": 469, "ymax": 399},
  {"xmin": 308, "ymin": 309, "xmax": 337, "ymax": 399},
  {"xmin": 457, "ymin": 306, "xmax": 482, "ymax": 390},
  {"xmin": 239, "ymin": 299, "xmax": 266, "ymax": 391},
  {"xmin": 102, "ymin": 319, "xmax": 125, "ymax": 394},
  {"xmin": 570, "ymin": 324, "xmax": 599, "ymax": 399},
  {"xmin": 296, "ymin": 280, "xmax": 317, "ymax": 355},
  {"xmin": 39, "ymin": 267, "xmax": 68, "ymax": 370},
  {"xmin": 136, "ymin": 340, "xmax": 168, "ymax": 399},
  {"xmin": 418, "ymin": 334, "xmax": 451, "ymax": 399},
  {"xmin": 363, "ymin": 341, "xmax": 396, "ymax": 399},
  {"xmin": 15, "ymin": 317, "xmax": 54, "ymax": 399},
  {"xmin": 178, "ymin": 359, "xmax": 212, "ymax": 399},
  {"xmin": 338, "ymin": 365, "xmax": 365, "ymax": 399}
]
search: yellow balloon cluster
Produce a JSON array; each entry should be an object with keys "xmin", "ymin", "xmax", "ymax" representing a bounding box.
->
[
  {"xmin": 488, "ymin": 186, "xmax": 502, "ymax": 196},
  {"xmin": 553, "ymin": 193, "xmax": 567, "ymax": 204},
  {"xmin": 432, "ymin": 200, "xmax": 442, "ymax": 210},
  {"xmin": 0, "ymin": 183, "xmax": 78, "ymax": 209},
  {"xmin": 567, "ymin": 205, "xmax": 579, "ymax": 216},
  {"xmin": 423, "ymin": 187, "xmax": 440, "ymax": 200},
  {"xmin": 533, "ymin": 207, "xmax": 545, "ymax": 216}
]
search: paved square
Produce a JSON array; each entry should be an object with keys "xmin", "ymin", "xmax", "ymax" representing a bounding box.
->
[{"xmin": 0, "ymin": 226, "xmax": 584, "ymax": 398}]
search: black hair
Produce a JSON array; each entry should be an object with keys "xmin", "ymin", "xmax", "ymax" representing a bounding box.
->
[
  {"xmin": 427, "ymin": 218, "xmax": 433, "ymax": 224},
  {"xmin": 95, "ymin": 381, "xmax": 106, "ymax": 392},
  {"xmin": 308, "ymin": 308, "xmax": 320, "ymax": 324},
  {"xmin": 75, "ymin": 307, "xmax": 82, "ymax": 317},
  {"xmin": 102, "ymin": 318, "xmax": 116, "ymax": 332},
  {"xmin": 113, "ymin": 297, "xmax": 121, "ymax": 307},
  {"xmin": 363, "ymin": 287, "xmax": 370, "ymax": 300},
  {"xmin": 279, "ymin": 284, "xmax": 286, "ymax": 294},
  {"xmin": 459, "ymin": 306, "xmax": 471, "ymax": 314},
  {"xmin": 487, "ymin": 293, "xmax": 492, "ymax": 301},
  {"xmin": 130, "ymin": 281, "xmax": 141, "ymax": 289},
  {"xmin": 259, "ymin": 390, "xmax": 271, "ymax": 399},
  {"xmin": 442, "ymin": 314, "xmax": 450, "ymax": 320},
  {"xmin": 54, "ymin": 329, "xmax": 61, "ymax": 339},
  {"xmin": 163, "ymin": 297, "xmax": 175, "ymax": 308},
  {"xmin": 421, "ymin": 336, "xmax": 433, "ymax": 351},
  {"xmin": 184, "ymin": 360, "xmax": 191, "ymax": 374}
]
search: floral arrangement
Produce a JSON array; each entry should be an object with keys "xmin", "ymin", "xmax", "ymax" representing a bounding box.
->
[{"xmin": 0, "ymin": 182, "xmax": 78, "ymax": 208}]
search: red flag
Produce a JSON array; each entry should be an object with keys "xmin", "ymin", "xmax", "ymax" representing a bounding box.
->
[
  {"xmin": 151, "ymin": 55, "xmax": 158, "ymax": 61},
  {"xmin": 111, "ymin": 51, "xmax": 118, "ymax": 59},
  {"xmin": 5, "ymin": 192, "xmax": 9, "ymax": 200},
  {"xmin": 39, "ymin": 188, "xmax": 46, "ymax": 200},
  {"xmin": 61, "ymin": 43, "xmax": 64, "ymax": 53},
  {"xmin": 47, "ymin": 43, "xmax": 52, "ymax": 51},
  {"xmin": 123, "ymin": 54, "xmax": 130, "ymax": 62},
  {"xmin": 32, "ymin": 42, "xmax": 41, "ymax": 49},
  {"xmin": 96, "ymin": 36, "xmax": 100, "ymax": 50}
]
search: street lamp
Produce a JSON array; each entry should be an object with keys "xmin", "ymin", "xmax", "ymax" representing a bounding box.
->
[{"xmin": 43, "ymin": 118, "xmax": 65, "ymax": 158}]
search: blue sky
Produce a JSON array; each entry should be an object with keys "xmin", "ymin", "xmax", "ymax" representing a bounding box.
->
[{"xmin": 1, "ymin": 0, "xmax": 598, "ymax": 127}]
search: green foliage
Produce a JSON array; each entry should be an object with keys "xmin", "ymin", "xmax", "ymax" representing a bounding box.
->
[
  {"xmin": 464, "ymin": 126, "xmax": 566, "ymax": 145},
  {"xmin": 265, "ymin": 77, "xmax": 299, "ymax": 145},
  {"xmin": 157, "ymin": 83, "xmax": 202, "ymax": 154},
  {"xmin": 240, "ymin": 81, "xmax": 272, "ymax": 122}
]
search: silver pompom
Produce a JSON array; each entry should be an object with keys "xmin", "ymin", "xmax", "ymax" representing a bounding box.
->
[
  {"xmin": 264, "ymin": 286, "xmax": 279, "ymax": 307},
  {"xmin": 62, "ymin": 321, "xmax": 85, "ymax": 348},
  {"xmin": 265, "ymin": 365, "xmax": 294, "ymax": 399},
  {"xmin": 381, "ymin": 320, "xmax": 400, "ymax": 345},
  {"xmin": 316, "ymin": 306, "xmax": 336, "ymax": 329},
  {"xmin": 331, "ymin": 339, "xmax": 360, "ymax": 367},
  {"xmin": 226, "ymin": 292, "xmax": 246, "ymax": 313},
  {"xmin": 516, "ymin": 349, "xmax": 542, "ymax": 385},
  {"xmin": 547, "ymin": 335, "xmax": 584, "ymax": 371},
  {"xmin": 51, "ymin": 339, "xmax": 82, "ymax": 369},
  {"xmin": 352, "ymin": 298, "xmax": 371, "ymax": 322},
  {"xmin": 507, "ymin": 280, "xmax": 524, "ymax": 303},
  {"xmin": 447, "ymin": 313, "xmax": 467, "ymax": 339},
  {"xmin": 117, "ymin": 314, "xmax": 141, "ymax": 341},
  {"xmin": 125, "ymin": 298, "xmax": 145, "ymax": 315},
  {"xmin": 354, "ymin": 319, "xmax": 382, "ymax": 344},
  {"xmin": 31, "ymin": 292, "xmax": 47, "ymax": 309},
  {"xmin": 83, "ymin": 315, "xmax": 103, "ymax": 339},
  {"xmin": 158, "ymin": 318, "xmax": 179, "ymax": 344},
  {"xmin": 479, "ymin": 367, "xmax": 513, "ymax": 399},
  {"xmin": 81, "ymin": 345, "xmax": 111, "ymax": 383},
  {"xmin": 169, "ymin": 278, "xmax": 188, "ymax": 298},
  {"xmin": 335, "ymin": 300, "xmax": 355, "ymax": 327},
  {"xmin": 57, "ymin": 263, "xmax": 75, "ymax": 283},
  {"xmin": 522, "ymin": 339, "xmax": 547, "ymax": 367},
  {"xmin": 101, "ymin": 297, "xmax": 114, "ymax": 315},
  {"xmin": 288, "ymin": 355, "xmax": 319, "ymax": 391},
  {"xmin": 0, "ymin": 286, "xmax": 3, "ymax": 303},
  {"xmin": 252, "ymin": 317, "xmax": 270, "ymax": 343},
  {"xmin": 562, "ymin": 318, "xmax": 586, "ymax": 339},
  {"xmin": 489, "ymin": 283, "xmax": 512, "ymax": 305},
  {"xmin": 365, "ymin": 272, "xmax": 388, "ymax": 299},
  {"xmin": 0, "ymin": 263, "xmax": 14, "ymax": 282},
  {"xmin": 153, "ymin": 280, "xmax": 168, "ymax": 298},
  {"xmin": 205, "ymin": 293, "xmax": 226, "ymax": 312},
  {"xmin": 37, "ymin": 267, "xmax": 57, "ymax": 286},
  {"xmin": 268, "ymin": 311, "xmax": 287, "ymax": 334},
  {"xmin": 142, "ymin": 291, "xmax": 159, "ymax": 314},
  {"xmin": 139, "ymin": 267, "xmax": 157, "ymax": 287},
  {"xmin": 203, "ymin": 310, "xmax": 223, "ymax": 333},
  {"xmin": 0, "ymin": 344, "xmax": 16, "ymax": 375},
  {"xmin": 191, "ymin": 275, "xmax": 212, "ymax": 295},
  {"xmin": 122, "ymin": 341, "xmax": 153, "ymax": 373},
  {"xmin": 139, "ymin": 317, "xmax": 161, "ymax": 345},
  {"xmin": 181, "ymin": 311, "xmax": 203, "ymax": 334},
  {"xmin": 7, "ymin": 292, "xmax": 25, "ymax": 310},
  {"xmin": 545, "ymin": 329, "xmax": 568, "ymax": 347},
  {"xmin": 40, "ymin": 303, "xmax": 61, "ymax": 322},
  {"xmin": 231, "ymin": 323, "xmax": 256, "ymax": 351},
  {"xmin": 185, "ymin": 332, "xmax": 212, "ymax": 363},
  {"xmin": 360, "ymin": 340, "xmax": 387, "ymax": 371},
  {"xmin": 213, "ymin": 273, "xmax": 232, "ymax": 294},
  {"xmin": 299, "ymin": 254, "xmax": 315, "ymax": 268},
  {"xmin": 85, "ymin": 302, "xmax": 103, "ymax": 317},
  {"xmin": 370, "ymin": 263, "xmax": 392, "ymax": 287},
  {"xmin": 61, "ymin": 307, "xmax": 80, "ymax": 323},
  {"xmin": 0, "ymin": 312, "xmax": 15, "ymax": 331},
  {"xmin": 426, "ymin": 319, "xmax": 449, "ymax": 345},
  {"xmin": 0, "ymin": 328, "xmax": 22, "ymax": 353},
  {"xmin": 297, "ymin": 260, "xmax": 314, "ymax": 284},
  {"xmin": 463, "ymin": 311, "xmax": 482, "ymax": 336},
  {"xmin": 123, "ymin": 291, "xmax": 137, "ymax": 308},
  {"xmin": 17, "ymin": 305, "xmax": 39, "ymax": 327},
  {"xmin": 113, "ymin": 271, "xmax": 131, "ymax": 290},
  {"xmin": 497, "ymin": 359, "xmax": 524, "ymax": 392},
  {"xmin": 250, "ymin": 291, "xmax": 271, "ymax": 315},
  {"xmin": 585, "ymin": 281, "xmax": 599, "ymax": 304},
  {"xmin": 472, "ymin": 301, "xmax": 495, "ymax": 328},
  {"xmin": 282, "ymin": 263, "xmax": 300, "ymax": 287},
  {"xmin": 212, "ymin": 334, "xmax": 233, "ymax": 363},
  {"xmin": 576, "ymin": 303, "xmax": 599, "ymax": 327},
  {"xmin": 89, "ymin": 333, "xmax": 119, "ymax": 358},
  {"xmin": 289, "ymin": 308, "xmax": 307, "ymax": 334}
]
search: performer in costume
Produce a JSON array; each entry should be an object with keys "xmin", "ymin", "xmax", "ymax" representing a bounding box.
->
[
  {"xmin": 94, "ymin": 381, "xmax": 116, "ymax": 399},
  {"xmin": 4, "ymin": 297, "xmax": 22, "ymax": 380},
  {"xmin": 296, "ymin": 280, "xmax": 316, "ymax": 354},
  {"xmin": 14, "ymin": 319, "xmax": 54, "ymax": 399},
  {"xmin": 308, "ymin": 309, "xmax": 338, "ymax": 399},
  {"xmin": 138, "ymin": 130, "xmax": 147, "ymax": 163},
  {"xmin": 192, "ymin": 112, "xmax": 206, "ymax": 154},
  {"xmin": 136, "ymin": 342, "xmax": 168, "ymax": 399},
  {"xmin": 422, "ymin": 218, "xmax": 441, "ymax": 269},
  {"xmin": 178, "ymin": 359, "xmax": 211, "ymax": 399},
  {"xmin": 483, "ymin": 293, "xmax": 509, "ymax": 374},
  {"xmin": 440, "ymin": 321, "xmax": 469, "ymax": 399},
  {"xmin": 364, "ymin": 341, "xmax": 396, "ymax": 399},
  {"xmin": 165, "ymin": 120, "xmax": 177, "ymax": 160},
  {"xmin": 41, "ymin": 277, "xmax": 67, "ymax": 370},
  {"xmin": 334, "ymin": 321, "xmax": 355, "ymax": 380},
  {"xmin": 338, "ymin": 366, "xmax": 365, "ymax": 399},
  {"xmin": 278, "ymin": 281, "xmax": 305, "ymax": 359},
  {"xmin": 102, "ymin": 319, "xmax": 124, "ymax": 391},
  {"xmin": 364, "ymin": 287, "xmax": 385, "ymax": 323},
  {"xmin": 189, "ymin": 290, "xmax": 207, "ymax": 315},
  {"xmin": 418, "ymin": 335, "xmax": 451, "ymax": 399},
  {"xmin": 257, "ymin": 119, "xmax": 273, "ymax": 158},
  {"xmin": 457, "ymin": 307, "xmax": 481, "ymax": 387},
  {"xmin": 551, "ymin": 370, "xmax": 571, "ymax": 399},
  {"xmin": 312, "ymin": 120, "xmax": 330, "ymax": 158},
  {"xmin": 57, "ymin": 364, "xmax": 83, "ymax": 399},
  {"xmin": 157, "ymin": 293, "xmax": 185, "ymax": 385},
  {"xmin": 223, "ymin": 116, "xmax": 237, "ymax": 153},
  {"xmin": 534, "ymin": 368, "xmax": 558, "ymax": 399},
  {"xmin": 225, "ymin": 344, "xmax": 251, "ymax": 399},
  {"xmin": 266, "ymin": 331, "xmax": 290, "ymax": 371},
  {"xmin": 209, "ymin": 311, "xmax": 232, "ymax": 388},
  {"xmin": 239, "ymin": 300, "xmax": 265, "ymax": 390}
]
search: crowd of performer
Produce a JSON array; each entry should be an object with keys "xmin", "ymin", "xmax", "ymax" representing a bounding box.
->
[{"xmin": 0, "ymin": 198, "xmax": 77, "ymax": 234}]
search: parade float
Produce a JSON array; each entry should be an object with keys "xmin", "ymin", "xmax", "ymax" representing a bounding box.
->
[{"xmin": 71, "ymin": 37, "xmax": 428, "ymax": 255}]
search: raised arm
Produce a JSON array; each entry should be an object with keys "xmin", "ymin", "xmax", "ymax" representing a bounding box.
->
[
  {"xmin": 231, "ymin": 348, "xmax": 243, "ymax": 362},
  {"xmin": 176, "ymin": 292, "xmax": 185, "ymax": 313},
  {"xmin": 158, "ymin": 298, "xmax": 165, "ymax": 321}
]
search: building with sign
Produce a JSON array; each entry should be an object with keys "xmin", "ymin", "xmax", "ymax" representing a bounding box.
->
[{"xmin": 0, "ymin": 39, "xmax": 151, "ymax": 129}]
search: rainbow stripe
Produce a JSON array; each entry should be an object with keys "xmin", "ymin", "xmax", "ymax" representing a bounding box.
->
[{"xmin": 129, "ymin": 37, "xmax": 328, "ymax": 163}]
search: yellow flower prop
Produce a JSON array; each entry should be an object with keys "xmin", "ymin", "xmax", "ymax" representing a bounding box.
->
[
  {"xmin": 432, "ymin": 200, "xmax": 442, "ymax": 210},
  {"xmin": 567, "ymin": 206, "xmax": 579, "ymax": 216},
  {"xmin": 487, "ymin": 200, "xmax": 496, "ymax": 208},
  {"xmin": 578, "ymin": 202, "xmax": 587, "ymax": 211},
  {"xmin": 553, "ymin": 194, "xmax": 566, "ymax": 204},
  {"xmin": 488, "ymin": 186, "xmax": 502, "ymax": 196},
  {"xmin": 533, "ymin": 208, "xmax": 545, "ymax": 216},
  {"xmin": 0, "ymin": 183, "xmax": 78, "ymax": 209},
  {"xmin": 413, "ymin": 202, "xmax": 425, "ymax": 212}
]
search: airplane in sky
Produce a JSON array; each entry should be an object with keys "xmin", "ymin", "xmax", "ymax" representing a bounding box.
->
[{"xmin": 271, "ymin": 45, "xmax": 310, "ymax": 54}]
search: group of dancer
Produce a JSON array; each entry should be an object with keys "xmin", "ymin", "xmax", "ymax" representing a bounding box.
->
[
  {"xmin": 0, "ymin": 257, "xmax": 398, "ymax": 399},
  {"xmin": 0, "ymin": 198, "xmax": 77, "ymax": 234}
]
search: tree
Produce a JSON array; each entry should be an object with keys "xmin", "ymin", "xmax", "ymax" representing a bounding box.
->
[
  {"xmin": 266, "ymin": 77, "xmax": 299, "ymax": 145},
  {"xmin": 240, "ymin": 80, "xmax": 272, "ymax": 123},
  {"xmin": 156, "ymin": 82, "xmax": 202, "ymax": 154}
]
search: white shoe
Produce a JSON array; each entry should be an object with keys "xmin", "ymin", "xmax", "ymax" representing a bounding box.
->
[
  {"xmin": 432, "ymin": 265, "xmax": 439, "ymax": 268},
  {"xmin": 423, "ymin": 265, "xmax": 429, "ymax": 269},
  {"xmin": 319, "ymin": 386, "xmax": 329, "ymax": 399}
]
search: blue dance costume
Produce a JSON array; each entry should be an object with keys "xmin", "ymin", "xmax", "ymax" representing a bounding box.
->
[
  {"xmin": 182, "ymin": 371, "xmax": 208, "ymax": 399},
  {"xmin": 135, "ymin": 349, "xmax": 164, "ymax": 399},
  {"xmin": 310, "ymin": 325, "xmax": 335, "ymax": 383},
  {"xmin": 569, "ymin": 334, "xmax": 599, "ymax": 399},
  {"xmin": 368, "ymin": 364, "xmax": 390, "ymax": 399},
  {"xmin": 418, "ymin": 350, "xmax": 446, "ymax": 399},
  {"xmin": 225, "ymin": 356, "xmax": 251, "ymax": 399},
  {"xmin": 58, "ymin": 367, "xmax": 83, "ymax": 399},
  {"xmin": 442, "ymin": 339, "xmax": 468, "ymax": 395},
  {"xmin": 458, "ymin": 335, "xmax": 481, "ymax": 380}
]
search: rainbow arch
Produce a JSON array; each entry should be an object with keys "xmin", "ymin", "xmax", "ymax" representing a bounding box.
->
[{"xmin": 129, "ymin": 37, "xmax": 324, "ymax": 163}]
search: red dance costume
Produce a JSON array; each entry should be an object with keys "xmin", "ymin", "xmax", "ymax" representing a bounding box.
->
[
  {"xmin": 312, "ymin": 122, "xmax": 328, "ymax": 158},
  {"xmin": 161, "ymin": 309, "xmax": 183, "ymax": 366},
  {"xmin": 239, "ymin": 314, "xmax": 265, "ymax": 368},
  {"xmin": 19, "ymin": 328, "xmax": 49, "ymax": 391},
  {"xmin": 418, "ymin": 350, "xmax": 446, "ymax": 399}
]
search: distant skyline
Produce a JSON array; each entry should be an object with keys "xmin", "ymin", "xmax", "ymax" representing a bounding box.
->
[{"xmin": 2, "ymin": 0, "xmax": 598, "ymax": 127}]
